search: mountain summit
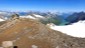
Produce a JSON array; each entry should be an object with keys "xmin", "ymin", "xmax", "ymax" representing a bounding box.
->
[{"xmin": 0, "ymin": 15, "xmax": 85, "ymax": 48}]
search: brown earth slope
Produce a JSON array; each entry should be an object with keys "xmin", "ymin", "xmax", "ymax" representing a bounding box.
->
[
  {"xmin": 0, "ymin": 21, "xmax": 7, "ymax": 26},
  {"xmin": 0, "ymin": 18, "xmax": 85, "ymax": 48}
]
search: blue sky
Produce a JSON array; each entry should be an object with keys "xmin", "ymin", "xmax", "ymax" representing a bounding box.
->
[{"xmin": 0, "ymin": 0, "xmax": 85, "ymax": 12}]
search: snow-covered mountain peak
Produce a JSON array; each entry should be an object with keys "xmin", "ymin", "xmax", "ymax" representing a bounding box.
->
[
  {"xmin": 32, "ymin": 14, "xmax": 44, "ymax": 18},
  {"xmin": 20, "ymin": 14, "xmax": 45, "ymax": 20},
  {"xmin": 20, "ymin": 15, "xmax": 36, "ymax": 19}
]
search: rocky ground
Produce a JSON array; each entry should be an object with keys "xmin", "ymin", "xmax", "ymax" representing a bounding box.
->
[{"xmin": 0, "ymin": 18, "xmax": 85, "ymax": 48}]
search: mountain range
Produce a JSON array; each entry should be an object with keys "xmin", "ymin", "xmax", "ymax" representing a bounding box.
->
[
  {"xmin": 66, "ymin": 11, "xmax": 85, "ymax": 24},
  {"xmin": 0, "ymin": 11, "xmax": 85, "ymax": 25},
  {"xmin": 0, "ymin": 15, "xmax": 85, "ymax": 48}
]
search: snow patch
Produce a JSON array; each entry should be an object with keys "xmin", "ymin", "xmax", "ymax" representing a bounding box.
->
[
  {"xmin": 20, "ymin": 14, "xmax": 45, "ymax": 20},
  {"xmin": 32, "ymin": 45, "xmax": 38, "ymax": 48},
  {"xmin": 20, "ymin": 15, "xmax": 36, "ymax": 19},
  {"xmin": 49, "ymin": 20, "xmax": 85, "ymax": 38},
  {"xmin": 33, "ymin": 14, "xmax": 44, "ymax": 18},
  {"xmin": 0, "ymin": 18, "xmax": 5, "ymax": 22}
]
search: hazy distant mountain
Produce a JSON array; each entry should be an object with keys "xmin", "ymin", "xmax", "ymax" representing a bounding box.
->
[
  {"xmin": 66, "ymin": 12, "xmax": 85, "ymax": 24},
  {"xmin": 17, "ymin": 11, "xmax": 73, "ymax": 25},
  {"xmin": 59, "ymin": 12, "xmax": 73, "ymax": 19},
  {"xmin": 0, "ymin": 11, "xmax": 74, "ymax": 25},
  {"xmin": 20, "ymin": 13, "xmax": 63, "ymax": 25},
  {"xmin": 0, "ymin": 11, "xmax": 15, "ymax": 20}
]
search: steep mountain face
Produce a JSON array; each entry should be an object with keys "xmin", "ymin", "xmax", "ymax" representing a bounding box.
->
[
  {"xmin": 0, "ymin": 17, "xmax": 85, "ymax": 48},
  {"xmin": 66, "ymin": 12, "xmax": 85, "ymax": 24}
]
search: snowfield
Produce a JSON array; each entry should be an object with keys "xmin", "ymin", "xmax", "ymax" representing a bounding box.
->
[
  {"xmin": 20, "ymin": 15, "xmax": 36, "ymax": 19},
  {"xmin": 20, "ymin": 14, "xmax": 44, "ymax": 19},
  {"xmin": 33, "ymin": 14, "xmax": 44, "ymax": 18},
  {"xmin": 0, "ymin": 18, "xmax": 5, "ymax": 22},
  {"xmin": 49, "ymin": 20, "xmax": 85, "ymax": 38}
]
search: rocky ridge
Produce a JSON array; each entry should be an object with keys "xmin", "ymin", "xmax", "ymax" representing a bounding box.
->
[{"xmin": 0, "ymin": 16, "xmax": 85, "ymax": 48}]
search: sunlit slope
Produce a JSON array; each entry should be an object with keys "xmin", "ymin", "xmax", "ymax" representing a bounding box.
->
[{"xmin": 0, "ymin": 18, "xmax": 85, "ymax": 48}]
